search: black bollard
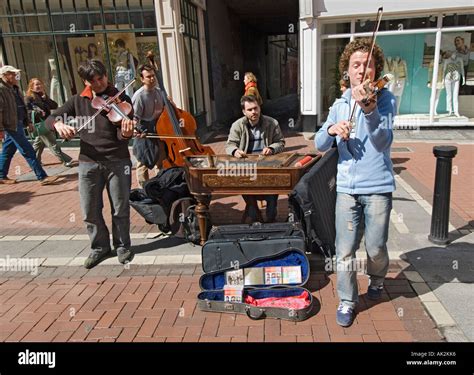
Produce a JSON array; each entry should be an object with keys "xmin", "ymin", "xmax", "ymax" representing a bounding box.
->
[{"xmin": 428, "ymin": 145, "xmax": 458, "ymax": 245}]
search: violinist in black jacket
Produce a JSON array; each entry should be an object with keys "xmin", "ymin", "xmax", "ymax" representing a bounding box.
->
[{"xmin": 46, "ymin": 59, "xmax": 135, "ymax": 269}]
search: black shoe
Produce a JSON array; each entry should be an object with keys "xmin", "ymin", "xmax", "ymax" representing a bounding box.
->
[
  {"xmin": 367, "ymin": 285, "xmax": 384, "ymax": 301},
  {"xmin": 84, "ymin": 249, "xmax": 111, "ymax": 269},
  {"xmin": 117, "ymin": 248, "xmax": 134, "ymax": 264}
]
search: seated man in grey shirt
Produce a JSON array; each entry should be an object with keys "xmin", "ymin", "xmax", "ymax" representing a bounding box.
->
[
  {"xmin": 225, "ymin": 95, "xmax": 285, "ymax": 223},
  {"xmin": 132, "ymin": 64, "xmax": 166, "ymax": 187}
]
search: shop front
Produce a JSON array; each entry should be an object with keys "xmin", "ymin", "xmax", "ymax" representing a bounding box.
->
[
  {"xmin": 0, "ymin": 0, "xmax": 212, "ymax": 129},
  {"xmin": 318, "ymin": 12, "xmax": 474, "ymax": 127},
  {"xmin": 0, "ymin": 0, "xmax": 161, "ymax": 106}
]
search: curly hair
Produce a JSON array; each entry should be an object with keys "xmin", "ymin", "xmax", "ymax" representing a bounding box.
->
[{"xmin": 339, "ymin": 38, "xmax": 385, "ymax": 86}]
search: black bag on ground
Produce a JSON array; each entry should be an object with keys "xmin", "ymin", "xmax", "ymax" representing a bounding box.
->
[
  {"xmin": 288, "ymin": 147, "xmax": 338, "ymax": 258},
  {"xmin": 169, "ymin": 197, "xmax": 210, "ymax": 245},
  {"xmin": 202, "ymin": 222, "xmax": 306, "ymax": 273},
  {"xmin": 131, "ymin": 167, "xmax": 193, "ymax": 234},
  {"xmin": 198, "ymin": 246, "xmax": 315, "ymax": 321},
  {"xmin": 129, "ymin": 188, "xmax": 168, "ymax": 226},
  {"xmin": 143, "ymin": 167, "xmax": 191, "ymax": 209}
]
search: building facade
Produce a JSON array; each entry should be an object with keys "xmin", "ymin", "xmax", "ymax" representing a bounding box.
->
[
  {"xmin": 1, "ymin": 0, "xmax": 473, "ymax": 134},
  {"xmin": 301, "ymin": 0, "xmax": 474, "ymax": 130}
]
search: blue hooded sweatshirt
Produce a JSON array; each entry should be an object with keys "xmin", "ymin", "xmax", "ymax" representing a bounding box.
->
[{"xmin": 315, "ymin": 88, "xmax": 397, "ymax": 195}]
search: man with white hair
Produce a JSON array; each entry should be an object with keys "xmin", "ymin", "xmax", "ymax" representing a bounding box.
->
[{"xmin": 0, "ymin": 65, "xmax": 58, "ymax": 185}]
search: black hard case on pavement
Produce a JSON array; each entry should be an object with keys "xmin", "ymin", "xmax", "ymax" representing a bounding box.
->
[
  {"xmin": 289, "ymin": 147, "xmax": 338, "ymax": 257},
  {"xmin": 202, "ymin": 222, "xmax": 306, "ymax": 273},
  {"xmin": 198, "ymin": 223, "xmax": 315, "ymax": 321}
]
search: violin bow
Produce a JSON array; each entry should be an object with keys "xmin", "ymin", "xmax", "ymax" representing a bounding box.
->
[{"xmin": 348, "ymin": 6, "xmax": 384, "ymax": 124}]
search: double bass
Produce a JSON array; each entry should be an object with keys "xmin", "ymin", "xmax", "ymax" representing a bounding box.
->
[{"xmin": 146, "ymin": 52, "xmax": 214, "ymax": 168}]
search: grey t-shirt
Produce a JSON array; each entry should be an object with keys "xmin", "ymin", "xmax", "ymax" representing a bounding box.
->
[{"xmin": 131, "ymin": 86, "xmax": 165, "ymax": 123}]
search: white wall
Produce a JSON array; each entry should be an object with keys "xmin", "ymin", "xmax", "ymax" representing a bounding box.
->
[{"xmin": 319, "ymin": 0, "xmax": 474, "ymax": 18}]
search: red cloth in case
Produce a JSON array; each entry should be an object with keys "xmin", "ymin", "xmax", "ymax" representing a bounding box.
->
[{"xmin": 244, "ymin": 291, "xmax": 311, "ymax": 309}]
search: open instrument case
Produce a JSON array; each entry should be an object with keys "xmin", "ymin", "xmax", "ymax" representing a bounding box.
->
[{"xmin": 197, "ymin": 222, "xmax": 316, "ymax": 321}]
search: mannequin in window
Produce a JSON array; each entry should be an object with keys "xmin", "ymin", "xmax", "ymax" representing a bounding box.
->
[
  {"xmin": 384, "ymin": 56, "xmax": 407, "ymax": 114},
  {"xmin": 49, "ymin": 58, "xmax": 64, "ymax": 106},
  {"xmin": 49, "ymin": 55, "xmax": 72, "ymax": 106},
  {"xmin": 427, "ymin": 51, "xmax": 449, "ymax": 116},
  {"xmin": 114, "ymin": 39, "xmax": 136, "ymax": 97},
  {"xmin": 454, "ymin": 36, "xmax": 469, "ymax": 75},
  {"xmin": 442, "ymin": 51, "xmax": 465, "ymax": 117}
]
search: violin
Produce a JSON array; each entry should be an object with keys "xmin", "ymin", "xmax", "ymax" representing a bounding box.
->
[
  {"xmin": 146, "ymin": 51, "xmax": 215, "ymax": 168},
  {"xmin": 361, "ymin": 73, "xmax": 394, "ymax": 106},
  {"xmin": 61, "ymin": 79, "xmax": 136, "ymax": 143},
  {"xmin": 91, "ymin": 94, "xmax": 133, "ymax": 124}
]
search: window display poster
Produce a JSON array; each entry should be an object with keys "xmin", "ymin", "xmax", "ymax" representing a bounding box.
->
[
  {"xmin": 67, "ymin": 36, "xmax": 98, "ymax": 92},
  {"xmin": 424, "ymin": 32, "xmax": 473, "ymax": 85}
]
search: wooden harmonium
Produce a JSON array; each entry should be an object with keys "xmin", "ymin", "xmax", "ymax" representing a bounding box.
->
[{"xmin": 184, "ymin": 153, "xmax": 320, "ymax": 195}]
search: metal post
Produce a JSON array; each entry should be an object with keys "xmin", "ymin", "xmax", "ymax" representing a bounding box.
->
[{"xmin": 428, "ymin": 146, "xmax": 458, "ymax": 245}]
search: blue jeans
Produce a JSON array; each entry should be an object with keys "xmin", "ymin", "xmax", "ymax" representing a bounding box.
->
[
  {"xmin": 335, "ymin": 192, "xmax": 392, "ymax": 309},
  {"xmin": 78, "ymin": 159, "xmax": 132, "ymax": 254},
  {"xmin": 0, "ymin": 122, "xmax": 47, "ymax": 180}
]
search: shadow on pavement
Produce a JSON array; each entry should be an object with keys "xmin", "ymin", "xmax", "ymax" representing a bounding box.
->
[
  {"xmin": 402, "ymin": 241, "xmax": 474, "ymax": 285},
  {"xmin": 0, "ymin": 191, "xmax": 33, "ymax": 210},
  {"xmin": 130, "ymin": 237, "xmax": 190, "ymax": 254}
]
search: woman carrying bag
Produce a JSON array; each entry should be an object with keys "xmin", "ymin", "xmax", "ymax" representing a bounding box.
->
[{"xmin": 26, "ymin": 78, "xmax": 73, "ymax": 167}]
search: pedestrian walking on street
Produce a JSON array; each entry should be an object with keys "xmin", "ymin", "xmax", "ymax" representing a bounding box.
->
[
  {"xmin": 0, "ymin": 65, "xmax": 59, "ymax": 185},
  {"xmin": 26, "ymin": 78, "xmax": 74, "ymax": 167}
]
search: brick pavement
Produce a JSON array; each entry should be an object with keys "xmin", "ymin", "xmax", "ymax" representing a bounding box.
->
[
  {"xmin": 0, "ymin": 131, "xmax": 470, "ymax": 343},
  {"xmin": 392, "ymin": 142, "xmax": 474, "ymax": 231},
  {"xmin": 1, "ymin": 134, "xmax": 472, "ymax": 237},
  {"xmin": 0, "ymin": 132, "xmax": 314, "ymax": 237},
  {"xmin": 0, "ymin": 264, "xmax": 444, "ymax": 343}
]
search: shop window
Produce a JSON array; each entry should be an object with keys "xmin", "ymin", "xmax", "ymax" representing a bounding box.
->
[
  {"xmin": 376, "ymin": 33, "xmax": 456, "ymax": 117},
  {"xmin": 181, "ymin": 0, "xmax": 205, "ymax": 118},
  {"xmin": 2, "ymin": 35, "xmax": 56, "ymax": 95},
  {"xmin": 23, "ymin": 15, "xmax": 51, "ymax": 33},
  {"xmin": 0, "ymin": 0, "xmax": 159, "ymax": 108},
  {"xmin": 442, "ymin": 31, "xmax": 474, "ymax": 98},
  {"xmin": 320, "ymin": 38, "xmax": 350, "ymax": 122},
  {"xmin": 130, "ymin": 11, "xmax": 144, "ymax": 29},
  {"xmin": 356, "ymin": 16, "xmax": 437, "ymax": 33},
  {"xmin": 442, "ymin": 13, "xmax": 474, "ymax": 28},
  {"xmin": 321, "ymin": 22, "xmax": 351, "ymax": 35},
  {"xmin": 143, "ymin": 11, "xmax": 156, "ymax": 28}
]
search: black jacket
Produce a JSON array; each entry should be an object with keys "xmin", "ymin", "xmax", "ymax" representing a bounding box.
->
[{"xmin": 26, "ymin": 92, "xmax": 58, "ymax": 124}]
